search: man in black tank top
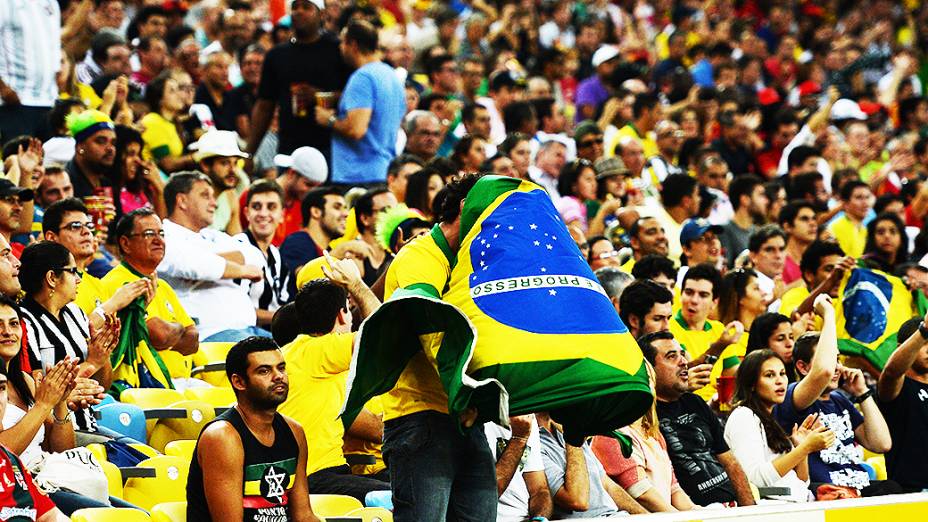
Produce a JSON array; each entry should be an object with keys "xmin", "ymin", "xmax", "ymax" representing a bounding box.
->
[{"xmin": 187, "ymin": 336, "xmax": 320, "ymax": 522}]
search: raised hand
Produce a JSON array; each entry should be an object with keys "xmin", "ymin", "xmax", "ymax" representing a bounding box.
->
[{"xmin": 321, "ymin": 250, "xmax": 363, "ymax": 289}]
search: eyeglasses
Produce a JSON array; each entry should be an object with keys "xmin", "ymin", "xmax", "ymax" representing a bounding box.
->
[
  {"xmin": 597, "ymin": 250, "xmax": 621, "ymax": 260},
  {"xmin": 61, "ymin": 221, "xmax": 95, "ymax": 233},
  {"xmin": 578, "ymin": 139, "xmax": 602, "ymax": 148},
  {"xmin": 54, "ymin": 266, "xmax": 81, "ymax": 276},
  {"xmin": 128, "ymin": 229, "xmax": 165, "ymax": 239}
]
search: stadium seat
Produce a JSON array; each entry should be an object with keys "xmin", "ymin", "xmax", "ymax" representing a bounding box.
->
[
  {"xmin": 183, "ymin": 386, "xmax": 236, "ymax": 409},
  {"xmin": 71, "ymin": 507, "xmax": 151, "ymax": 521},
  {"xmin": 123, "ymin": 456, "xmax": 190, "ymax": 511},
  {"xmin": 130, "ymin": 443, "xmax": 162, "ymax": 459},
  {"xmin": 95, "ymin": 394, "xmax": 116, "ymax": 407},
  {"xmin": 100, "ymin": 460, "xmax": 124, "ymax": 499},
  {"xmin": 95, "ymin": 402, "xmax": 147, "ymax": 442},
  {"xmin": 164, "ymin": 439, "xmax": 197, "ymax": 461},
  {"xmin": 148, "ymin": 400, "xmax": 216, "ymax": 452},
  {"xmin": 120, "ymin": 388, "xmax": 186, "ymax": 409},
  {"xmin": 310, "ymin": 494, "xmax": 364, "ymax": 518},
  {"xmin": 150, "ymin": 501, "xmax": 187, "ymax": 522},
  {"xmin": 191, "ymin": 342, "xmax": 234, "ymax": 387},
  {"xmin": 867, "ymin": 455, "xmax": 887, "ymax": 480},
  {"xmin": 347, "ymin": 507, "xmax": 394, "ymax": 522},
  {"xmin": 160, "ymin": 350, "xmax": 194, "ymax": 380}
]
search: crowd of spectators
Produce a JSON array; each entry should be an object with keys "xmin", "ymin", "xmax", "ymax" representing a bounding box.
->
[{"xmin": 3, "ymin": 0, "xmax": 928, "ymax": 520}]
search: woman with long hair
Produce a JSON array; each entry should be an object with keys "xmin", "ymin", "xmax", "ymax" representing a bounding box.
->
[
  {"xmin": 717, "ymin": 268, "xmax": 768, "ymax": 376},
  {"xmin": 748, "ymin": 313, "xmax": 798, "ymax": 382},
  {"xmin": 555, "ymin": 159, "xmax": 597, "ymax": 234},
  {"xmin": 113, "ymin": 125, "xmax": 167, "ymax": 217},
  {"xmin": 861, "ymin": 212, "xmax": 909, "ymax": 273},
  {"xmin": 141, "ymin": 71, "xmax": 197, "ymax": 173},
  {"xmin": 724, "ymin": 349, "xmax": 835, "ymax": 501},
  {"xmin": 592, "ymin": 364, "xmax": 695, "ymax": 512},
  {"xmin": 404, "ymin": 167, "xmax": 445, "ymax": 220},
  {"xmin": 499, "ymin": 132, "xmax": 532, "ymax": 179}
]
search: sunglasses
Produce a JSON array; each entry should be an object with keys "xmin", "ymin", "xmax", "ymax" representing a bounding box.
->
[
  {"xmin": 61, "ymin": 221, "xmax": 96, "ymax": 233},
  {"xmin": 54, "ymin": 266, "xmax": 81, "ymax": 276}
]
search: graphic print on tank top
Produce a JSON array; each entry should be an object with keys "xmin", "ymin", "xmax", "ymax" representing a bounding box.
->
[{"xmin": 243, "ymin": 457, "xmax": 297, "ymax": 522}]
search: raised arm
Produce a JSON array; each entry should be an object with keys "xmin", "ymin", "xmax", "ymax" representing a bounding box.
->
[
  {"xmin": 879, "ymin": 311, "xmax": 928, "ymax": 401},
  {"xmin": 792, "ymin": 295, "xmax": 839, "ymax": 410},
  {"xmin": 493, "ymin": 415, "xmax": 533, "ymax": 496}
]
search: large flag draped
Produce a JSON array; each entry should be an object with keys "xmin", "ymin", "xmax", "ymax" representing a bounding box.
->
[
  {"xmin": 835, "ymin": 267, "xmax": 914, "ymax": 370},
  {"xmin": 343, "ymin": 176, "xmax": 652, "ymax": 444}
]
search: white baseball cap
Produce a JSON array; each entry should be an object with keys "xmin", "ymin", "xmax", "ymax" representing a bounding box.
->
[
  {"xmin": 592, "ymin": 45, "xmax": 620, "ymax": 68},
  {"xmin": 293, "ymin": 0, "xmax": 325, "ymax": 10},
  {"xmin": 191, "ymin": 130, "xmax": 249, "ymax": 162},
  {"xmin": 830, "ymin": 99, "xmax": 867, "ymax": 121},
  {"xmin": 274, "ymin": 146, "xmax": 328, "ymax": 184}
]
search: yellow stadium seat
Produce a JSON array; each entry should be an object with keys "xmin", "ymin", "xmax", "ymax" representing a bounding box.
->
[
  {"xmin": 164, "ymin": 439, "xmax": 197, "ymax": 461},
  {"xmin": 123, "ymin": 456, "xmax": 189, "ymax": 511},
  {"xmin": 130, "ymin": 443, "xmax": 162, "ymax": 459},
  {"xmin": 867, "ymin": 455, "xmax": 887, "ymax": 480},
  {"xmin": 160, "ymin": 350, "xmax": 194, "ymax": 380},
  {"xmin": 150, "ymin": 501, "xmax": 187, "ymax": 522},
  {"xmin": 347, "ymin": 507, "xmax": 393, "ymax": 522},
  {"xmin": 183, "ymin": 386, "xmax": 236, "ymax": 408},
  {"xmin": 120, "ymin": 388, "xmax": 186, "ymax": 409},
  {"xmin": 310, "ymin": 494, "xmax": 364, "ymax": 518},
  {"xmin": 100, "ymin": 461, "xmax": 123, "ymax": 499},
  {"xmin": 148, "ymin": 400, "xmax": 216, "ymax": 452},
  {"xmin": 191, "ymin": 342, "xmax": 234, "ymax": 387},
  {"xmin": 71, "ymin": 507, "xmax": 151, "ymax": 521},
  {"xmin": 86, "ymin": 443, "xmax": 107, "ymax": 464}
]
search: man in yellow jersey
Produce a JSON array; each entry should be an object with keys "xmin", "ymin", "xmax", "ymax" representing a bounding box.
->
[
  {"xmin": 278, "ymin": 252, "xmax": 389, "ymax": 501},
  {"xmin": 380, "ymin": 174, "xmax": 498, "ymax": 521},
  {"xmin": 620, "ymin": 216, "xmax": 669, "ymax": 274},
  {"xmin": 780, "ymin": 240, "xmax": 852, "ymax": 323},
  {"xmin": 827, "ymin": 180, "xmax": 872, "ymax": 259},
  {"xmin": 42, "ymin": 198, "xmax": 151, "ymax": 332}
]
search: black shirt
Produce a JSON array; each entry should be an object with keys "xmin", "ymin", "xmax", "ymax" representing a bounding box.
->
[
  {"xmin": 257, "ymin": 34, "xmax": 351, "ymax": 157},
  {"xmin": 194, "ymin": 84, "xmax": 233, "ymax": 131},
  {"xmin": 65, "ymin": 159, "xmax": 113, "ymax": 200},
  {"xmin": 878, "ymin": 377, "xmax": 928, "ymax": 492},
  {"xmin": 187, "ymin": 407, "xmax": 300, "ymax": 522},
  {"xmin": 225, "ymin": 82, "xmax": 258, "ymax": 133},
  {"xmin": 711, "ymin": 138, "xmax": 756, "ymax": 177},
  {"xmin": 656, "ymin": 393, "xmax": 737, "ymax": 506}
]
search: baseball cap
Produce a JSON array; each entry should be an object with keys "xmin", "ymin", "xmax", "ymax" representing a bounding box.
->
[
  {"xmin": 594, "ymin": 157, "xmax": 629, "ymax": 180},
  {"xmin": 0, "ymin": 179, "xmax": 34, "ymax": 201},
  {"xmin": 292, "ymin": 0, "xmax": 324, "ymax": 10},
  {"xmin": 592, "ymin": 45, "xmax": 620, "ymax": 68},
  {"xmin": 830, "ymin": 99, "xmax": 867, "ymax": 121},
  {"xmin": 757, "ymin": 87, "xmax": 781, "ymax": 106},
  {"xmin": 65, "ymin": 110, "xmax": 115, "ymax": 143},
  {"xmin": 798, "ymin": 81, "xmax": 822, "ymax": 97},
  {"xmin": 274, "ymin": 146, "xmax": 328, "ymax": 184},
  {"xmin": 190, "ymin": 130, "xmax": 249, "ymax": 162},
  {"xmin": 574, "ymin": 120, "xmax": 602, "ymax": 143},
  {"xmin": 488, "ymin": 70, "xmax": 526, "ymax": 92},
  {"xmin": 680, "ymin": 218, "xmax": 723, "ymax": 245}
]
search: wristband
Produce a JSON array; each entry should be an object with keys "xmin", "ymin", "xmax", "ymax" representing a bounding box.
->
[
  {"xmin": 853, "ymin": 389, "xmax": 874, "ymax": 404},
  {"xmin": 52, "ymin": 410, "xmax": 72, "ymax": 424},
  {"xmin": 92, "ymin": 306, "xmax": 106, "ymax": 321}
]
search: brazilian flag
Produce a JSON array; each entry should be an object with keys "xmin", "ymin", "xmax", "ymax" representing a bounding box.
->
[
  {"xmin": 835, "ymin": 267, "xmax": 914, "ymax": 370},
  {"xmin": 343, "ymin": 176, "xmax": 652, "ymax": 444}
]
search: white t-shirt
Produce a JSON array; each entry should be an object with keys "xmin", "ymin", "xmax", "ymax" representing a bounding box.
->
[{"xmin": 484, "ymin": 419, "xmax": 545, "ymax": 522}]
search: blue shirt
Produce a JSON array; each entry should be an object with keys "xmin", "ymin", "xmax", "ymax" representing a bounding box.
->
[
  {"xmin": 773, "ymin": 383, "xmax": 869, "ymax": 489},
  {"xmin": 331, "ymin": 61, "xmax": 405, "ymax": 184}
]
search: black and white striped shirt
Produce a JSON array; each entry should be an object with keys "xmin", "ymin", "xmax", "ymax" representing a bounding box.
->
[
  {"xmin": 19, "ymin": 297, "xmax": 97, "ymax": 432},
  {"xmin": 236, "ymin": 231, "xmax": 291, "ymax": 312}
]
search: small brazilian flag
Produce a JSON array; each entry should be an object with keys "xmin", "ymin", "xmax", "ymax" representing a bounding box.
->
[
  {"xmin": 343, "ymin": 176, "xmax": 652, "ymax": 445},
  {"xmin": 835, "ymin": 267, "xmax": 914, "ymax": 370}
]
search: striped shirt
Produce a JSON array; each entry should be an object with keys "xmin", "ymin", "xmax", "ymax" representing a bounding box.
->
[
  {"xmin": 19, "ymin": 297, "xmax": 97, "ymax": 432},
  {"xmin": 0, "ymin": 0, "xmax": 61, "ymax": 107},
  {"xmin": 236, "ymin": 231, "xmax": 291, "ymax": 313}
]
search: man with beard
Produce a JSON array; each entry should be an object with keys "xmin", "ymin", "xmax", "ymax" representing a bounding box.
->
[
  {"xmin": 187, "ymin": 336, "xmax": 321, "ymax": 521},
  {"xmin": 280, "ymin": 187, "xmax": 347, "ymax": 279},
  {"xmin": 621, "ymin": 216, "xmax": 669, "ymax": 273},
  {"xmin": 247, "ymin": 0, "xmax": 350, "ymax": 159},
  {"xmin": 194, "ymin": 130, "xmax": 249, "ymax": 235},
  {"xmin": 64, "ymin": 110, "xmax": 117, "ymax": 200},
  {"xmin": 278, "ymin": 255, "xmax": 390, "ymax": 501},
  {"xmin": 719, "ymin": 174, "xmax": 768, "ymax": 267}
]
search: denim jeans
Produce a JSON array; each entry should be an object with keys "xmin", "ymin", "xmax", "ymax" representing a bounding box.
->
[
  {"xmin": 383, "ymin": 410, "xmax": 497, "ymax": 522},
  {"xmin": 202, "ymin": 326, "xmax": 273, "ymax": 343},
  {"xmin": 49, "ymin": 490, "xmax": 140, "ymax": 515}
]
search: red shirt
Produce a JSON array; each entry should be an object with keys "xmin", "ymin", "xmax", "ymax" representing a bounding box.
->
[{"xmin": 0, "ymin": 446, "xmax": 55, "ymax": 520}]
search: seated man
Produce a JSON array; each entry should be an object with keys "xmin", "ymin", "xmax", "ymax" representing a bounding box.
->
[
  {"xmin": 774, "ymin": 297, "xmax": 898, "ymax": 496},
  {"xmin": 277, "ymin": 254, "xmax": 390, "ymax": 502},
  {"xmin": 878, "ymin": 315, "xmax": 928, "ymax": 492},
  {"xmin": 158, "ymin": 171, "xmax": 266, "ymax": 341},
  {"xmin": 484, "ymin": 414, "xmax": 553, "ymax": 522},
  {"xmin": 537, "ymin": 411, "xmax": 647, "ymax": 518},
  {"xmin": 105, "ymin": 208, "xmax": 199, "ymax": 391},
  {"xmin": 643, "ymin": 330, "xmax": 756, "ymax": 507}
]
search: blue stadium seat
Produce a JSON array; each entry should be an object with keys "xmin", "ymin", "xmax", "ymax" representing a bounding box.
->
[{"xmin": 95, "ymin": 402, "xmax": 147, "ymax": 443}]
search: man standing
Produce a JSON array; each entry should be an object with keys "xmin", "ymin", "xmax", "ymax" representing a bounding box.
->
[
  {"xmin": 575, "ymin": 45, "xmax": 619, "ymax": 123},
  {"xmin": 159, "ymin": 172, "xmax": 265, "ymax": 341},
  {"xmin": 280, "ymin": 187, "xmax": 347, "ymax": 278},
  {"xmin": 237, "ymin": 181, "xmax": 291, "ymax": 330},
  {"xmin": 643, "ymin": 331, "xmax": 756, "ymax": 507},
  {"xmin": 187, "ymin": 336, "xmax": 320, "ymax": 522},
  {"xmin": 0, "ymin": 0, "xmax": 61, "ymax": 142},
  {"xmin": 315, "ymin": 20, "xmax": 405, "ymax": 186},
  {"xmin": 248, "ymin": 0, "xmax": 349, "ymax": 159}
]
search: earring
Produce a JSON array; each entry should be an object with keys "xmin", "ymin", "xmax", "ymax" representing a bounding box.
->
[{"xmin": 79, "ymin": 149, "xmax": 85, "ymax": 154}]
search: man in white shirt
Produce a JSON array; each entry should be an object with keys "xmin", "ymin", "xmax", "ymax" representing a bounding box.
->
[
  {"xmin": 529, "ymin": 140, "xmax": 567, "ymax": 200},
  {"xmin": 484, "ymin": 415, "xmax": 553, "ymax": 522},
  {"xmin": 159, "ymin": 171, "xmax": 267, "ymax": 341}
]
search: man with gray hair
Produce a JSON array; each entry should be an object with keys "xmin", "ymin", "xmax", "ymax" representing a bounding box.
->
[
  {"xmin": 402, "ymin": 110, "xmax": 442, "ymax": 162},
  {"xmin": 528, "ymin": 140, "xmax": 567, "ymax": 199},
  {"xmin": 595, "ymin": 266, "xmax": 633, "ymax": 316}
]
